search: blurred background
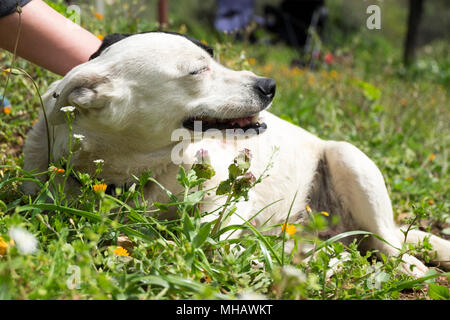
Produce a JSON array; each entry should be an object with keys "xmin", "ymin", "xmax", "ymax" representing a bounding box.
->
[{"xmin": 50, "ymin": 0, "xmax": 450, "ymax": 85}]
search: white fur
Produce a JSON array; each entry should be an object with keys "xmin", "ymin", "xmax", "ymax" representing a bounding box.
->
[{"xmin": 23, "ymin": 33, "xmax": 450, "ymax": 277}]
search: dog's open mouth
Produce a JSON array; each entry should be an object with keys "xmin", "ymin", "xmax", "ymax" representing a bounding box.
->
[{"xmin": 183, "ymin": 114, "xmax": 267, "ymax": 134}]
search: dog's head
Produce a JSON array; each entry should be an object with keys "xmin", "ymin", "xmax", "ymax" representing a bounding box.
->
[{"xmin": 47, "ymin": 32, "xmax": 276, "ymax": 151}]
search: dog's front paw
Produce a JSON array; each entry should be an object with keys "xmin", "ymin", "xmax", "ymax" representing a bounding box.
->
[{"xmin": 400, "ymin": 254, "xmax": 428, "ymax": 278}]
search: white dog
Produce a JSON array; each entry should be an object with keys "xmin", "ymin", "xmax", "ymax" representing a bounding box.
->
[{"xmin": 23, "ymin": 32, "xmax": 449, "ymax": 277}]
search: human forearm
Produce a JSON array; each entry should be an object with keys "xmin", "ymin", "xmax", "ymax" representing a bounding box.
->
[{"xmin": 0, "ymin": 0, "xmax": 101, "ymax": 75}]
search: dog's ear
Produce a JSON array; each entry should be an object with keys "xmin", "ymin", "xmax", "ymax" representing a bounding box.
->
[
  {"xmin": 46, "ymin": 65, "xmax": 111, "ymax": 125},
  {"xmin": 89, "ymin": 33, "xmax": 132, "ymax": 60}
]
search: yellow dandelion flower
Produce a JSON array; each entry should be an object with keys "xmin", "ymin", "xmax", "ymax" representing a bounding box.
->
[
  {"xmin": 93, "ymin": 183, "xmax": 107, "ymax": 193},
  {"xmin": 281, "ymin": 223, "xmax": 297, "ymax": 235},
  {"xmin": 114, "ymin": 246, "xmax": 129, "ymax": 257},
  {"xmin": 290, "ymin": 67, "xmax": 304, "ymax": 76},
  {"xmin": 0, "ymin": 237, "xmax": 8, "ymax": 255},
  {"xmin": 2, "ymin": 68, "xmax": 11, "ymax": 76},
  {"xmin": 321, "ymin": 211, "xmax": 330, "ymax": 217},
  {"xmin": 177, "ymin": 24, "xmax": 187, "ymax": 34},
  {"xmin": 428, "ymin": 154, "xmax": 436, "ymax": 161},
  {"xmin": 97, "ymin": 34, "xmax": 104, "ymax": 41},
  {"xmin": 329, "ymin": 70, "xmax": 338, "ymax": 79},
  {"xmin": 3, "ymin": 106, "xmax": 11, "ymax": 115},
  {"xmin": 305, "ymin": 205, "xmax": 312, "ymax": 213},
  {"xmin": 94, "ymin": 12, "xmax": 104, "ymax": 20},
  {"xmin": 263, "ymin": 63, "xmax": 273, "ymax": 74},
  {"xmin": 248, "ymin": 58, "xmax": 256, "ymax": 65}
]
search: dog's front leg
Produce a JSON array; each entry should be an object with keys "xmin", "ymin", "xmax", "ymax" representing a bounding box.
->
[{"xmin": 324, "ymin": 141, "xmax": 428, "ymax": 278}]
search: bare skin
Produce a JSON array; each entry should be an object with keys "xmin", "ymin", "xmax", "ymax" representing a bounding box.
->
[{"xmin": 0, "ymin": 0, "xmax": 101, "ymax": 76}]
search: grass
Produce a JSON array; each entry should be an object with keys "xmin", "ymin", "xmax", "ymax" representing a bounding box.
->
[{"xmin": 0, "ymin": 0, "xmax": 449, "ymax": 300}]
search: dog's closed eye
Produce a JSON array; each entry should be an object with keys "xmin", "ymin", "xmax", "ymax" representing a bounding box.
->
[{"xmin": 189, "ymin": 66, "xmax": 210, "ymax": 76}]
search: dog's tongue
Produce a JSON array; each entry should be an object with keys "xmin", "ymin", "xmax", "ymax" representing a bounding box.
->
[
  {"xmin": 231, "ymin": 117, "xmax": 252, "ymax": 127},
  {"xmin": 230, "ymin": 115, "xmax": 258, "ymax": 127}
]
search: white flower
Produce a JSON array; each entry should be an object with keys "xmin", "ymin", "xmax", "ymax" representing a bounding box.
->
[
  {"xmin": 93, "ymin": 159, "xmax": 104, "ymax": 164},
  {"xmin": 73, "ymin": 134, "xmax": 85, "ymax": 141},
  {"xmin": 8, "ymin": 227, "xmax": 38, "ymax": 255},
  {"xmin": 60, "ymin": 106, "xmax": 75, "ymax": 113}
]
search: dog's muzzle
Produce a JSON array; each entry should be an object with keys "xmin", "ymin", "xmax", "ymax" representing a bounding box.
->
[{"xmin": 182, "ymin": 77, "xmax": 275, "ymax": 135}]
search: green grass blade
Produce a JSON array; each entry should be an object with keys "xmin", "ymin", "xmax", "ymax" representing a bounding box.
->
[
  {"xmin": 17, "ymin": 203, "xmax": 154, "ymax": 241},
  {"xmin": 234, "ymin": 211, "xmax": 282, "ymax": 265},
  {"xmin": 304, "ymin": 230, "xmax": 375, "ymax": 258},
  {"xmin": 384, "ymin": 272, "xmax": 450, "ymax": 293}
]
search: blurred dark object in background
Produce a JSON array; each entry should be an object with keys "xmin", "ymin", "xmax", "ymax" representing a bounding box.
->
[
  {"xmin": 214, "ymin": 0, "xmax": 264, "ymax": 33},
  {"xmin": 264, "ymin": 0, "xmax": 328, "ymax": 49},
  {"xmin": 404, "ymin": 0, "xmax": 424, "ymax": 66},
  {"xmin": 158, "ymin": 0, "xmax": 169, "ymax": 29},
  {"xmin": 214, "ymin": 0, "xmax": 265, "ymax": 42}
]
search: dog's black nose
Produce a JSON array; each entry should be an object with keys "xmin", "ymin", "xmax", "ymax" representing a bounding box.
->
[{"xmin": 255, "ymin": 77, "xmax": 276, "ymax": 100}]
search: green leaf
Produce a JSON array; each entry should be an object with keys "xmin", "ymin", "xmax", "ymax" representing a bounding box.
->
[
  {"xmin": 236, "ymin": 242, "xmax": 258, "ymax": 265},
  {"xmin": 358, "ymin": 80, "xmax": 381, "ymax": 101},
  {"xmin": 216, "ymin": 180, "xmax": 232, "ymax": 195},
  {"xmin": 185, "ymin": 190, "xmax": 206, "ymax": 207},
  {"xmin": 163, "ymin": 275, "xmax": 226, "ymax": 299},
  {"xmin": 153, "ymin": 202, "xmax": 169, "ymax": 212},
  {"xmin": 424, "ymin": 268, "xmax": 439, "ymax": 284},
  {"xmin": 214, "ymin": 224, "xmax": 249, "ymax": 238},
  {"xmin": 428, "ymin": 284, "xmax": 450, "ymax": 300},
  {"xmin": 193, "ymin": 222, "xmax": 212, "ymax": 248},
  {"xmin": 232, "ymin": 211, "xmax": 282, "ymax": 266},
  {"xmin": 0, "ymin": 200, "xmax": 7, "ymax": 212},
  {"xmin": 138, "ymin": 170, "xmax": 152, "ymax": 189},
  {"xmin": 192, "ymin": 163, "xmax": 215, "ymax": 180},
  {"xmin": 228, "ymin": 163, "xmax": 242, "ymax": 179},
  {"xmin": 183, "ymin": 214, "xmax": 195, "ymax": 241},
  {"xmin": 138, "ymin": 276, "xmax": 170, "ymax": 288},
  {"xmin": 0, "ymin": 177, "xmax": 43, "ymax": 191},
  {"xmin": 17, "ymin": 203, "xmax": 155, "ymax": 241},
  {"xmin": 258, "ymin": 239, "xmax": 273, "ymax": 272},
  {"xmin": 384, "ymin": 272, "xmax": 450, "ymax": 293},
  {"xmin": 304, "ymin": 230, "xmax": 375, "ymax": 258},
  {"xmin": 176, "ymin": 166, "xmax": 189, "ymax": 187},
  {"xmin": 147, "ymin": 177, "xmax": 179, "ymax": 204}
]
